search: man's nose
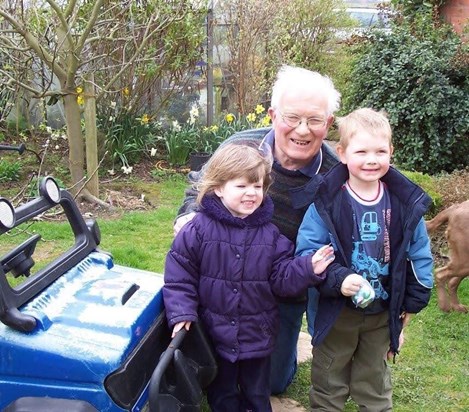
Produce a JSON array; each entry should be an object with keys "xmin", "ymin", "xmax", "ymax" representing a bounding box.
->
[{"xmin": 295, "ymin": 120, "xmax": 310, "ymax": 135}]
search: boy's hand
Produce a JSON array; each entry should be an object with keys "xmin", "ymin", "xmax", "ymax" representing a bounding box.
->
[
  {"xmin": 311, "ymin": 244, "xmax": 335, "ymax": 274},
  {"xmin": 172, "ymin": 321, "xmax": 192, "ymax": 338},
  {"xmin": 340, "ymin": 274, "xmax": 363, "ymax": 296},
  {"xmin": 173, "ymin": 212, "xmax": 196, "ymax": 236}
]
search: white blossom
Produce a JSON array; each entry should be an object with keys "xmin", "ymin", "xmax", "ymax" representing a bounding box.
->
[
  {"xmin": 172, "ymin": 120, "xmax": 182, "ymax": 132},
  {"xmin": 150, "ymin": 148, "xmax": 157, "ymax": 157}
]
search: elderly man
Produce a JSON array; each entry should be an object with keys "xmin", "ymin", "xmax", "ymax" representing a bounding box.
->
[{"xmin": 174, "ymin": 65, "xmax": 341, "ymax": 395}]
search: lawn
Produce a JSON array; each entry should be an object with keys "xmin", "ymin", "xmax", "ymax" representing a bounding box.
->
[{"xmin": 1, "ymin": 172, "xmax": 468, "ymax": 411}]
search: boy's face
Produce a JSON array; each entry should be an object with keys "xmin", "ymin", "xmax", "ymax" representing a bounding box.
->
[
  {"xmin": 215, "ymin": 176, "xmax": 264, "ymax": 218},
  {"xmin": 337, "ymin": 130, "xmax": 393, "ymax": 186}
]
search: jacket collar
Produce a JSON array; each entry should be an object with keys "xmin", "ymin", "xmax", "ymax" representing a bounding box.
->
[
  {"xmin": 201, "ymin": 194, "xmax": 274, "ymax": 227},
  {"xmin": 294, "ymin": 162, "xmax": 431, "ymax": 211}
]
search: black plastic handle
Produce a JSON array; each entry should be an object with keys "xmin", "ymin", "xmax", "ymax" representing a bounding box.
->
[{"xmin": 0, "ymin": 143, "xmax": 26, "ymax": 154}]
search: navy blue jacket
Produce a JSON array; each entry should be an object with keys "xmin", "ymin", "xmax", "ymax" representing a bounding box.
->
[
  {"xmin": 164, "ymin": 194, "xmax": 326, "ymax": 362},
  {"xmin": 296, "ymin": 163, "xmax": 433, "ymax": 354}
]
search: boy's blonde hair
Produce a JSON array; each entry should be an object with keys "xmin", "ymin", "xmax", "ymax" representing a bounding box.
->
[
  {"xmin": 196, "ymin": 142, "xmax": 273, "ymax": 204},
  {"xmin": 336, "ymin": 108, "xmax": 392, "ymax": 148}
]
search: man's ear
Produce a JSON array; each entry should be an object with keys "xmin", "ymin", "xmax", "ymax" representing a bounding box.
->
[
  {"xmin": 268, "ymin": 107, "xmax": 276, "ymax": 122},
  {"xmin": 326, "ymin": 115, "xmax": 335, "ymax": 128}
]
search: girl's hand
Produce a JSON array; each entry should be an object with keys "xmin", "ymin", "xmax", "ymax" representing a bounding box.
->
[
  {"xmin": 311, "ymin": 244, "xmax": 335, "ymax": 274},
  {"xmin": 172, "ymin": 321, "xmax": 192, "ymax": 338},
  {"xmin": 340, "ymin": 273, "xmax": 363, "ymax": 296}
]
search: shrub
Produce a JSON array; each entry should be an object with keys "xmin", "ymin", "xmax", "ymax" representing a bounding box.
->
[
  {"xmin": 344, "ymin": 15, "xmax": 469, "ymax": 174},
  {"xmin": 401, "ymin": 170, "xmax": 442, "ymax": 216},
  {"xmin": 0, "ymin": 160, "xmax": 21, "ymax": 183}
]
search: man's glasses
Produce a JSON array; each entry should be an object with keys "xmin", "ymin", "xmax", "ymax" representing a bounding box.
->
[{"xmin": 279, "ymin": 111, "xmax": 327, "ymax": 131}]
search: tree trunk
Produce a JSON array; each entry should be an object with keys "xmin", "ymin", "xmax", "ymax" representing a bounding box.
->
[
  {"xmin": 84, "ymin": 75, "xmax": 99, "ymax": 197},
  {"xmin": 63, "ymin": 92, "xmax": 85, "ymax": 196}
]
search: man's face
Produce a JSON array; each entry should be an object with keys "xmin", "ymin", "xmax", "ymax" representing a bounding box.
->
[{"xmin": 268, "ymin": 88, "xmax": 333, "ymax": 170}]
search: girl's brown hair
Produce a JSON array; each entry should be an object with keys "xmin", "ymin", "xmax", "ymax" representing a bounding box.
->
[{"xmin": 196, "ymin": 142, "xmax": 273, "ymax": 204}]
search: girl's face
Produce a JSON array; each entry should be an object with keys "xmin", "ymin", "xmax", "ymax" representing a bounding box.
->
[
  {"xmin": 215, "ymin": 176, "xmax": 264, "ymax": 218},
  {"xmin": 337, "ymin": 130, "xmax": 393, "ymax": 187}
]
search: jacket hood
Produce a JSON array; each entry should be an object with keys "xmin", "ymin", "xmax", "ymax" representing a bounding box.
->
[{"xmin": 200, "ymin": 194, "xmax": 274, "ymax": 227}]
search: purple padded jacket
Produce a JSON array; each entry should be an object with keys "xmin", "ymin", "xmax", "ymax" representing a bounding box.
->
[{"xmin": 164, "ymin": 194, "xmax": 326, "ymax": 362}]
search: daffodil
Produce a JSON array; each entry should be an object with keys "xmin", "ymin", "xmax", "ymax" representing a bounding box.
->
[
  {"xmin": 189, "ymin": 105, "xmax": 199, "ymax": 125},
  {"xmin": 247, "ymin": 112, "xmax": 256, "ymax": 122},
  {"xmin": 260, "ymin": 114, "xmax": 271, "ymax": 127},
  {"xmin": 225, "ymin": 113, "xmax": 235, "ymax": 123},
  {"xmin": 172, "ymin": 120, "xmax": 182, "ymax": 132},
  {"xmin": 210, "ymin": 125, "xmax": 219, "ymax": 132},
  {"xmin": 77, "ymin": 95, "xmax": 85, "ymax": 105},
  {"xmin": 141, "ymin": 114, "xmax": 150, "ymax": 125},
  {"xmin": 121, "ymin": 165, "xmax": 133, "ymax": 174},
  {"xmin": 123, "ymin": 87, "xmax": 130, "ymax": 96},
  {"xmin": 255, "ymin": 104, "xmax": 265, "ymax": 114},
  {"xmin": 76, "ymin": 86, "xmax": 83, "ymax": 94}
]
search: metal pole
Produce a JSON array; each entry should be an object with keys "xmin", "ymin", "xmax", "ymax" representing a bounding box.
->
[{"xmin": 206, "ymin": 3, "xmax": 214, "ymax": 126}]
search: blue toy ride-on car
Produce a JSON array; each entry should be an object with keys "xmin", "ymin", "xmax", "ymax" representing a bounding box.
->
[{"xmin": 0, "ymin": 153, "xmax": 216, "ymax": 412}]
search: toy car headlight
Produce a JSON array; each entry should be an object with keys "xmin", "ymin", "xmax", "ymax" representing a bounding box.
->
[
  {"xmin": 39, "ymin": 176, "xmax": 61, "ymax": 204},
  {"xmin": 0, "ymin": 198, "xmax": 16, "ymax": 229}
]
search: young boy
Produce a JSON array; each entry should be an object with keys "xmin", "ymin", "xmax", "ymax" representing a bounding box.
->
[{"xmin": 296, "ymin": 108, "xmax": 434, "ymax": 410}]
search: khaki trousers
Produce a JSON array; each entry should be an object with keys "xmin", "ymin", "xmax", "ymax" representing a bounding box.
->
[{"xmin": 310, "ymin": 307, "xmax": 392, "ymax": 411}]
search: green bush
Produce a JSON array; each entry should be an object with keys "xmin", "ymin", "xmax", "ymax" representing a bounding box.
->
[
  {"xmin": 401, "ymin": 170, "xmax": 442, "ymax": 216},
  {"xmin": 344, "ymin": 15, "xmax": 469, "ymax": 174},
  {"xmin": 0, "ymin": 160, "xmax": 21, "ymax": 183}
]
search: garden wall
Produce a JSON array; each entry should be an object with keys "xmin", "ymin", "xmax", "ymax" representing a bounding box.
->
[{"xmin": 441, "ymin": 0, "xmax": 469, "ymax": 37}]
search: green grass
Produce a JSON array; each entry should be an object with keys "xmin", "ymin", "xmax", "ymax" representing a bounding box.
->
[{"xmin": 2, "ymin": 173, "xmax": 468, "ymax": 411}]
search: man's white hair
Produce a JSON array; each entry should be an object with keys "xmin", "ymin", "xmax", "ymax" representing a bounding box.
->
[{"xmin": 270, "ymin": 65, "xmax": 341, "ymax": 115}]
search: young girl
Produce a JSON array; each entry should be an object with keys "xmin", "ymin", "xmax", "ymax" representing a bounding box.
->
[{"xmin": 163, "ymin": 142, "xmax": 334, "ymax": 411}]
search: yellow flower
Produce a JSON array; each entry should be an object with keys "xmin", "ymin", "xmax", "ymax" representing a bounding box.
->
[
  {"xmin": 76, "ymin": 86, "xmax": 83, "ymax": 94},
  {"xmin": 140, "ymin": 114, "xmax": 150, "ymax": 125},
  {"xmin": 210, "ymin": 125, "xmax": 219, "ymax": 132},
  {"xmin": 123, "ymin": 87, "xmax": 130, "ymax": 96},
  {"xmin": 225, "ymin": 113, "xmax": 235, "ymax": 123},
  {"xmin": 77, "ymin": 95, "xmax": 84, "ymax": 105},
  {"xmin": 247, "ymin": 112, "xmax": 256, "ymax": 122},
  {"xmin": 260, "ymin": 114, "xmax": 271, "ymax": 127},
  {"xmin": 255, "ymin": 104, "xmax": 265, "ymax": 115}
]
